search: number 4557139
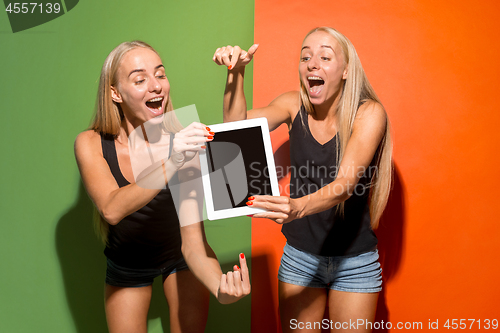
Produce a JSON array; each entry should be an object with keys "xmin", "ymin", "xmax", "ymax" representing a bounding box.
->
[
  {"xmin": 5, "ymin": 3, "xmax": 61, "ymax": 14},
  {"xmin": 444, "ymin": 319, "xmax": 498, "ymax": 330}
]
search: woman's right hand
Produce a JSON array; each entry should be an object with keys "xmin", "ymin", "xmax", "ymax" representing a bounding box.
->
[
  {"xmin": 213, "ymin": 44, "xmax": 259, "ymax": 70},
  {"xmin": 170, "ymin": 122, "xmax": 213, "ymax": 169}
]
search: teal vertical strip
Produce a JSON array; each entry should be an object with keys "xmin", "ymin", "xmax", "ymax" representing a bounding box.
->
[{"xmin": 0, "ymin": 0, "xmax": 254, "ymax": 332}]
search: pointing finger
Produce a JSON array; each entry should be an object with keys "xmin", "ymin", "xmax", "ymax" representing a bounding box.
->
[
  {"xmin": 239, "ymin": 253, "xmax": 251, "ymax": 290},
  {"xmin": 247, "ymin": 43, "xmax": 259, "ymax": 58}
]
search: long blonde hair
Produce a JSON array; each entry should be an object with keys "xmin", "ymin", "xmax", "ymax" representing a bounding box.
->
[
  {"xmin": 90, "ymin": 41, "xmax": 183, "ymax": 243},
  {"xmin": 299, "ymin": 27, "xmax": 392, "ymax": 229}
]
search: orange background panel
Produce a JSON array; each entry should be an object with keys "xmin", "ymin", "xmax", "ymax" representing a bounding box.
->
[{"xmin": 252, "ymin": 0, "xmax": 500, "ymax": 331}]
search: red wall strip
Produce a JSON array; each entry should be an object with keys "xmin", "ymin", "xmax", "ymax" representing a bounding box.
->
[{"xmin": 252, "ymin": 0, "xmax": 500, "ymax": 332}]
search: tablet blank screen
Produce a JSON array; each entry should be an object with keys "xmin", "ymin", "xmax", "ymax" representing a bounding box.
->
[{"xmin": 206, "ymin": 126, "xmax": 272, "ymax": 211}]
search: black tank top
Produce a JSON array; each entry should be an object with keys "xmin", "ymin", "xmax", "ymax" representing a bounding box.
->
[
  {"xmin": 101, "ymin": 133, "xmax": 183, "ymax": 269},
  {"xmin": 281, "ymin": 107, "xmax": 378, "ymax": 256}
]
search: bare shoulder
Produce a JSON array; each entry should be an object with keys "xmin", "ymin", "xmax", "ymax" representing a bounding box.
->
[
  {"xmin": 354, "ymin": 101, "xmax": 387, "ymax": 131},
  {"xmin": 74, "ymin": 130, "xmax": 102, "ymax": 161},
  {"xmin": 357, "ymin": 100, "xmax": 386, "ymax": 121}
]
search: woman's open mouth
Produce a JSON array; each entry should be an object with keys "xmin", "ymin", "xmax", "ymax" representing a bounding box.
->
[
  {"xmin": 145, "ymin": 97, "xmax": 164, "ymax": 114},
  {"xmin": 307, "ymin": 76, "xmax": 325, "ymax": 96}
]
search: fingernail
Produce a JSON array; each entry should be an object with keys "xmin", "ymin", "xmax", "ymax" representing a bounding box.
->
[
  {"xmin": 240, "ymin": 253, "xmax": 245, "ymax": 260},
  {"xmin": 234, "ymin": 265, "xmax": 240, "ymax": 270},
  {"xmin": 208, "ymin": 136, "xmax": 213, "ymax": 140},
  {"xmin": 246, "ymin": 215, "xmax": 253, "ymax": 217},
  {"xmin": 248, "ymin": 196, "xmax": 254, "ymax": 200},
  {"xmin": 228, "ymin": 65, "xmax": 233, "ymax": 70},
  {"xmin": 201, "ymin": 145, "xmax": 207, "ymax": 149},
  {"xmin": 209, "ymin": 131, "xmax": 215, "ymax": 135},
  {"xmin": 206, "ymin": 127, "xmax": 211, "ymax": 131},
  {"xmin": 246, "ymin": 201, "xmax": 253, "ymax": 206}
]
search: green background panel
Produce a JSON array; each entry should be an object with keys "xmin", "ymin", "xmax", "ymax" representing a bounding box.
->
[{"xmin": 0, "ymin": 0, "xmax": 254, "ymax": 332}]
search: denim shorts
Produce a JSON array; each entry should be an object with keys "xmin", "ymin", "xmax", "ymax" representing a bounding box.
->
[
  {"xmin": 106, "ymin": 257, "xmax": 189, "ymax": 288},
  {"xmin": 278, "ymin": 243, "xmax": 382, "ymax": 293}
]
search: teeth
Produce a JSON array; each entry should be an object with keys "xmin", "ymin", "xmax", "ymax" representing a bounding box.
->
[
  {"xmin": 308, "ymin": 76, "xmax": 323, "ymax": 81},
  {"xmin": 147, "ymin": 97, "xmax": 163, "ymax": 102},
  {"xmin": 148, "ymin": 105, "xmax": 162, "ymax": 112}
]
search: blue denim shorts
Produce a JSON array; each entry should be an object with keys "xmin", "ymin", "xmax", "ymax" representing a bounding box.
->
[
  {"xmin": 278, "ymin": 243, "xmax": 382, "ymax": 293},
  {"xmin": 106, "ymin": 257, "xmax": 189, "ymax": 288}
]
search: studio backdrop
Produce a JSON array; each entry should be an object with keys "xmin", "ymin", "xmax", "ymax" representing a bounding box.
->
[{"xmin": 1, "ymin": 0, "xmax": 499, "ymax": 332}]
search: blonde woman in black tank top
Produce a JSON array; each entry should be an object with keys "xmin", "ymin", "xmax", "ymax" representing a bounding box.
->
[
  {"xmin": 214, "ymin": 27, "xmax": 392, "ymax": 332},
  {"xmin": 75, "ymin": 41, "xmax": 250, "ymax": 333}
]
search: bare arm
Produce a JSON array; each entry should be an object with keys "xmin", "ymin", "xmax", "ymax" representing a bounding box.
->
[
  {"xmin": 249, "ymin": 101, "xmax": 388, "ymax": 223},
  {"xmin": 180, "ymin": 223, "xmax": 250, "ymax": 304},
  {"xmin": 214, "ymin": 45, "xmax": 257, "ymax": 123},
  {"xmin": 175, "ymin": 156, "xmax": 250, "ymax": 304},
  {"xmin": 74, "ymin": 123, "xmax": 211, "ymax": 225},
  {"xmin": 214, "ymin": 44, "xmax": 299, "ymax": 131},
  {"xmin": 75, "ymin": 130, "xmax": 168, "ymax": 224}
]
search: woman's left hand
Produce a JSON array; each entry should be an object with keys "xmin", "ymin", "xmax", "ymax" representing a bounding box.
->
[
  {"xmin": 246, "ymin": 195, "xmax": 303, "ymax": 224},
  {"xmin": 217, "ymin": 253, "xmax": 251, "ymax": 304}
]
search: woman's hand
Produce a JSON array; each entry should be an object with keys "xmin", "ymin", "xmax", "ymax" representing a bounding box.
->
[
  {"xmin": 246, "ymin": 195, "xmax": 304, "ymax": 224},
  {"xmin": 170, "ymin": 122, "xmax": 213, "ymax": 169},
  {"xmin": 213, "ymin": 44, "xmax": 259, "ymax": 70},
  {"xmin": 217, "ymin": 253, "xmax": 251, "ymax": 304}
]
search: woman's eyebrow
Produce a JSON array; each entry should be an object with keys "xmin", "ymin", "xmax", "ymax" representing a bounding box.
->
[
  {"xmin": 128, "ymin": 69, "xmax": 145, "ymax": 77},
  {"xmin": 300, "ymin": 45, "xmax": 335, "ymax": 52},
  {"xmin": 128, "ymin": 64, "xmax": 164, "ymax": 77}
]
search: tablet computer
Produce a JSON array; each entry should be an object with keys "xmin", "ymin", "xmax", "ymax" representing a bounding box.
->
[{"xmin": 199, "ymin": 117, "xmax": 279, "ymax": 220}]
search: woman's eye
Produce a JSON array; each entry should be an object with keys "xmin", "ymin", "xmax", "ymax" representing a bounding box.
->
[
  {"xmin": 301, "ymin": 57, "xmax": 310, "ymax": 62},
  {"xmin": 321, "ymin": 57, "xmax": 330, "ymax": 61},
  {"xmin": 135, "ymin": 79, "xmax": 145, "ymax": 84},
  {"xmin": 156, "ymin": 74, "xmax": 166, "ymax": 79}
]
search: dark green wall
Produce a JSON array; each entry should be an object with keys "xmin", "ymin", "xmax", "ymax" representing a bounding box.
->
[{"xmin": 0, "ymin": 1, "xmax": 254, "ymax": 331}]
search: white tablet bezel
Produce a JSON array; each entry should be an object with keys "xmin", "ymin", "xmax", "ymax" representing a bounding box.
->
[{"xmin": 199, "ymin": 117, "xmax": 279, "ymax": 220}]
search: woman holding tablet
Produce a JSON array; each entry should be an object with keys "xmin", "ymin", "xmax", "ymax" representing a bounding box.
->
[
  {"xmin": 75, "ymin": 41, "xmax": 250, "ymax": 333},
  {"xmin": 214, "ymin": 27, "xmax": 392, "ymax": 332}
]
